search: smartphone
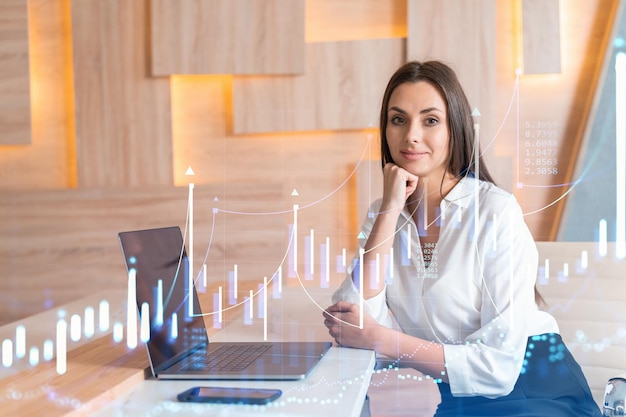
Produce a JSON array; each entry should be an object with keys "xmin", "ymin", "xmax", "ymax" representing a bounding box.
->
[{"xmin": 177, "ymin": 386, "xmax": 282, "ymax": 405}]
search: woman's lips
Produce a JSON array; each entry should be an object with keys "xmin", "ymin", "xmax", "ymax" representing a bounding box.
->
[{"xmin": 400, "ymin": 150, "xmax": 427, "ymax": 161}]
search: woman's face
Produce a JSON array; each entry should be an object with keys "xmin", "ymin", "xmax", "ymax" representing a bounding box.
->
[{"xmin": 385, "ymin": 81, "xmax": 450, "ymax": 183}]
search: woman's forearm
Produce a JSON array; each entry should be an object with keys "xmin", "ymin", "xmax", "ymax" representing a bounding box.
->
[{"xmin": 373, "ymin": 325, "xmax": 448, "ymax": 383}]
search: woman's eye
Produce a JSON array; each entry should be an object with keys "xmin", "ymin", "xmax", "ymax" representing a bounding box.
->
[
  {"xmin": 425, "ymin": 117, "xmax": 439, "ymax": 126},
  {"xmin": 391, "ymin": 115, "xmax": 405, "ymax": 125}
]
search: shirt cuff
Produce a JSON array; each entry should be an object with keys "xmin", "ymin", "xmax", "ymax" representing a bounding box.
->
[{"xmin": 442, "ymin": 343, "xmax": 473, "ymax": 396}]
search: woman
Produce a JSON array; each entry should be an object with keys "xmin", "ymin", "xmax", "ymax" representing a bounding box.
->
[{"xmin": 323, "ymin": 61, "xmax": 601, "ymax": 416}]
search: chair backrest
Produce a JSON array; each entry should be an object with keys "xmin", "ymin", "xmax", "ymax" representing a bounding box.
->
[{"xmin": 536, "ymin": 241, "xmax": 626, "ymax": 409}]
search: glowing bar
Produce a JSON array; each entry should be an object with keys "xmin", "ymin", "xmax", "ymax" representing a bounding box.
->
[
  {"xmin": 616, "ymin": 52, "xmax": 626, "ymax": 259},
  {"xmin": 407, "ymin": 224, "xmax": 412, "ymax": 259},
  {"xmin": 375, "ymin": 253, "xmax": 380, "ymax": 286},
  {"xmin": 310, "ymin": 229, "xmax": 315, "ymax": 275},
  {"xmin": 2, "ymin": 339, "xmax": 12, "ymax": 368},
  {"xmin": 320, "ymin": 242, "xmax": 328, "ymax": 288},
  {"xmin": 263, "ymin": 277, "xmax": 268, "ymax": 341},
  {"xmin": 126, "ymin": 268, "xmax": 138, "ymax": 349},
  {"xmin": 292, "ymin": 205, "xmax": 299, "ymax": 276},
  {"xmin": 249, "ymin": 290, "xmax": 254, "ymax": 319},
  {"xmin": 563, "ymin": 262, "xmax": 569, "ymax": 278},
  {"xmin": 304, "ymin": 235, "xmax": 313, "ymax": 280},
  {"xmin": 244, "ymin": 296, "xmax": 252, "ymax": 325},
  {"xmin": 213, "ymin": 292, "xmax": 222, "ymax": 329},
  {"xmin": 234, "ymin": 264, "xmax": 238, "ymax": 299},
  {"xmin": 288, "ymin": 225, "xmax": 295, "ymax": 277},
  {"xmin": 544, "ymin": 259, "xmax": 550, "ymax": 279},
  {"xmin": 56, "ymin": 319, "xmax": 67, "ymax": 375},
  {"xmin": 423, "ymin": 178, "xmax": 429, "ymax": 230},
  {"xmin": 113, "ymin": 322, "xmax": 124, "ymax": 343},
  {"xmin": 342, "ymin": 248, "xmax": 346, "ymax": 268},
  {"xmin": 272, "ymin": 268, "xmax": 282, "ymax": 297},
  {"xmin": 218, "ymin": 286, "xmax": 223, "ymax": 323},
  {"xmin": 202, "ymin": 264, "xmax": 207, "ymax": 289},
  {"xmin": 325, "ymin": 237, "xmax": 330, "ymax": 284},
  {"xmin": 228, "ymin": 271, "xmax": 236, "ymax": 305},
  {"xmin": 171, "ymin": 313, "xmax": 178, "ymax": 339},
  {"xmin": 359, "ymin": 248, "xmax": 364, "ymax": 329},
  {"xmin": 581, "ymin": 250, "xmax": 588, "ymax": 270},
  {"xmin": 70, "ymin": 314, "xmax": 81, "ymax": 342},
  {"xmin": 188, "ymin": 182, "xmax": 194, "ymax": 318},
  {"xmin": 29, "ymin": 346, "xmax": 39, "ymax": 366},
  {"xmin": 84, "ymin": 306, "xmax": 95, "ymax": 338},
  {"xmin": 272, "ymin": 270, "xmax": 281, "ymax": 298},
  {"xmin": 15, "ymin": 325, "xmax": 25, "ymax": 359},
  {"xmin": 599, "ymin": 219, "xmax": 608, "ymax": 257},
  {"xmin": 257, "ymin": 283, "xmax": 264, "ymax": 318},
  {"xmin": 43, "ymin": 340, "xmax": 54, "ymax": 361},
  {"xmin": 140, "ymin": 302, "xmax": 150, "ymax": 343},
  {"xmin": 474, "ymin": 123, "xmax": 480, "ymax": 242},
  {"xmin": 99, "ymin": 300, "xmax": 109, "ymax": 332},
  {"xmin": 156, "ymin": 279, "xmax": 164, "ymax": 326}
]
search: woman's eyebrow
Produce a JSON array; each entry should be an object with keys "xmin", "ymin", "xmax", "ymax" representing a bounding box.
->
[
  {"xmin": 419, "ymin": 106, "xmax": 443, "ymax": 114},
  {"xmin": 387, "ymin": 105, "xmax": 443, "ymax": 114},
  {"xmin": 388, "ymin": 106, "xmax": 407, "ymax": 114}
]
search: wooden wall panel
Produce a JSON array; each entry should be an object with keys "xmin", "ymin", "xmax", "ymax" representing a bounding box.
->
[
  {"xmin": 522, "ymin": 0, "xmax": 562, "ymax": 74},
  {"xmin": 232, "ymin": 38, "xmax": 405, "ymax": 134},
  {"xmin": 0, "ymin": 183, "xmax": 285, "ymax": 326},
  {"xmin": 305, "ymin": 0, "xmax": 407, "ymax": 42},
  {"xmin": 0, "ymin": 0, "xmax": 31, "ymax": 145},
  {"xmin": 150, "ymin": 0, "xmax": 305, "ymax": 75},
  {"xmin": 71, "ymin": 0, "xmax": 173, "ymax": 188},
  {"xmin": 0, "ymin": 0, "xmax": 75, "ymax": 190}
]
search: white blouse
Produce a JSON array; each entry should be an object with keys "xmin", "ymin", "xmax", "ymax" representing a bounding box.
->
[{"xmin": 333, "ymin": 176, "xmax": 558, "ymax": 398}]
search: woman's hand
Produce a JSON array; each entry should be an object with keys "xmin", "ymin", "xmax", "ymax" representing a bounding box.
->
[
  {"xmin": 322, "ymin": 301, "xmax": 383, "ymax": 350},
  {"xmin": 381, "ymin": 163, "xmax": 419, "ymax": 213}
]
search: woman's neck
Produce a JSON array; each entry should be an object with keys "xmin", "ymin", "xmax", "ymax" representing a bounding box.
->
[{"xmin": 410, "ymin": 172, "xmax": 459, "ymax": 210}]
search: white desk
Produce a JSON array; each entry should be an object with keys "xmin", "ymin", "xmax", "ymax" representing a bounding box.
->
[
  {"xmin": 0, "ymin": 285, "xmax": 376, "ymax": 417},
  {"xmin": 88, "ymin": 346, "xmax": 374, "ymax": 417}
]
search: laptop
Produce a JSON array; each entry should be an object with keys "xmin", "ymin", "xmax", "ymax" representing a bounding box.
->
[{"xmin": 118, "ymin": 226, "xmax": 332, "ymax": 380}]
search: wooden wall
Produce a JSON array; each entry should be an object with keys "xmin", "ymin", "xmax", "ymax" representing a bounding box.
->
[{"xmin": 0, "ymin": 0, "xmax": 621, "ymax": 325}]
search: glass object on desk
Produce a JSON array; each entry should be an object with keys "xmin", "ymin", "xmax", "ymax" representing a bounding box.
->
[{"xmin": 604, "ymin": 375, "xmax": 626, "ymax": 416}]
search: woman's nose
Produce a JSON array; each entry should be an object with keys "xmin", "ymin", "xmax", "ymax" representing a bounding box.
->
[{"xmin": 405, "ymin": 123, "xmax": 422, "ymax": 143}]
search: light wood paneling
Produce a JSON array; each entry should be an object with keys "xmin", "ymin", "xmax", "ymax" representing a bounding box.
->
[
  {"xmin": 0, "ymin": 0, "xmax": 31, "ymax": 145},
  {"xmin": 0, "ymin": 183, "xmax": 285, "ymax": 325},
  {"xmin": 522, "ymin": 0, "xmax": 562, "ymax": 74},
  {"xmin": 71, "ymin": 0, "xmax": 173, "ymax": 188},
  {"xmin": 150, "ymin": 0, "xmax": 305, "ymax": 76},
  {"xmin": 232, "ymin": 38, "xmax": 405, "ymax": 134},
  {"xmin": 305, "ymin": 0, "xmax": 407, "ymax": 42},
  {"xmin": 0, "ymin": 0, "xmax": 76, "ymax": 190}
]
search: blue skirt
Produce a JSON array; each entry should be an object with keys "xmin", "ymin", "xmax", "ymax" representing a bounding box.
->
[{"xmin": 435, "ymin": 334, "xmax": 603, "ymax": 417}]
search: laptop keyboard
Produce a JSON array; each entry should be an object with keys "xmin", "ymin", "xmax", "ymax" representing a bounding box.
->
[{"xmin": 182, "ymin": 343, "xmax": 273, "ymax": 372}]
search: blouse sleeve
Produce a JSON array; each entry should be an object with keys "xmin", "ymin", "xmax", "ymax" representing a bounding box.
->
[
  {"xmin": 331, "ymin": 200, "xmax": 394, "ymax": 327},
  {"xmin": 443, "ymin": 196, "xmax": 541, "ymax": 398}
]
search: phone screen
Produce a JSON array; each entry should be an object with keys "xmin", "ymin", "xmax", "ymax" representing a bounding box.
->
[{"xmin": 177, "ymin": 386, "xmax": 282, "ymax": 404}]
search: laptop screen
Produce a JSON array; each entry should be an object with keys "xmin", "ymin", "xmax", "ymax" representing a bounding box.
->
[{"xmin": 118, "ymin": 226, "xmax": 208, "ymax": 373}]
